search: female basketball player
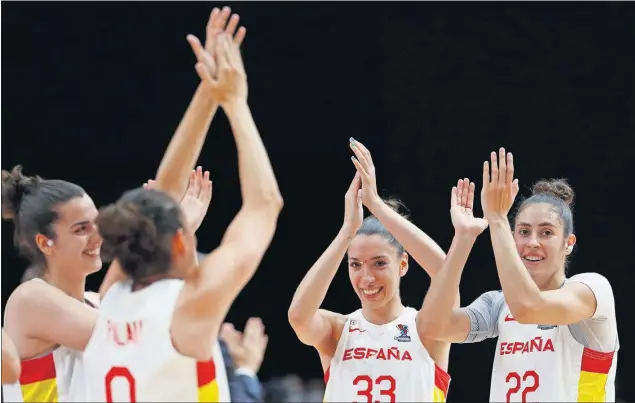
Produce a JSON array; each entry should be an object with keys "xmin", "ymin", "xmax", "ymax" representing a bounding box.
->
[
  {"xmin": 81, "ymin": 32, "xmax": 283, "ymax": 402},
  {"xmin": 2, "ymin": 329, "xmax": 21, "ymax": 384},
  {"xmin": 288, "ymin": 138, "xmax": 453, "ymax": 402},
  {"xmin": 1, "ymin": 8, "xmax": 245, "ymax": 402},
  {"xmin": 419, "ymin": 148, "xmax": 618, "ymax": 402}
]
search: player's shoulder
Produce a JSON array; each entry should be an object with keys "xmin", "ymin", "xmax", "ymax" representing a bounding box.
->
[
  {"xmin": 567, "ymin": 272, "xmax": 611, "ymax": 286},
  {"xmin": 566, "ymin": 272, "xmax": 614, "ymax": 299}
]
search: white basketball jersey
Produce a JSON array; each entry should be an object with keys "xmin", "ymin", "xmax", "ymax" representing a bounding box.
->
[
  {"xmin": 323, "ymin": 307, "xmax": 450, "ymax": 402},
  {"xmin": 83, "ymin": 279, "xmax": 230, "ymax": 402},
  {"xmin": 490, "ymin": 304, "xmax": 618, "ymax": 402},
  {"xmin": 2, "ymin": 286, "xmax": 96, "ymax": 403}
]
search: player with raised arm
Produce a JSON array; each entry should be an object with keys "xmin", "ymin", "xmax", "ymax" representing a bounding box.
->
[
  {"xmin": 82, "ymin": 31, "xmax": 283, "ymax": 402},
  {"xmin": 419, "ymin": 148, "xmax": 618, "ymax": 402},
  {"xmin": 288, "ymin": 138, "xmax": 452, "ymax": 402},
  {"xmin": 1, "ymin": 8, "xmax": 244, "ymax": 402}
]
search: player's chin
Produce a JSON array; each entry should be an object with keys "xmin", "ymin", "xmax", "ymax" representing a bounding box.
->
[
  {"xmin": 81, "ymin": 256, "xmax": 103, "ymax": 274},
  {"xmin": 359, "ymin": 286, "xmax": 385, "ymax": 303}
]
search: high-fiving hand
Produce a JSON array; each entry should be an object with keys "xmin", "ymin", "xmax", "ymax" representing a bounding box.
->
[
  {"xmin": 343, "ymin": 172, "xmax": 363, "ymax": 236},
  {"xmin": 349, "ymin": 137, "xmax": 381, "ymax": 208},
  {"xmin": 143, "ymin": 166, "xmax": 212, "ymax": 232},
  {"xmin": 186, "ymin": 7, "xmax": 248, "ymax": 105},
  {"xmin": 450, "ymin": 178, "xmax": 488, "ymax": 237},
  {"xmin": 481, "ymin": 147, "xmax": 519, "ymax": 221}
]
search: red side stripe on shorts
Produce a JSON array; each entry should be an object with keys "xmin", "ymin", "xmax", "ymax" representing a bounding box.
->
[{"xmin": 19, "ymin": 354, "xmax": 56, "ymax": 385}]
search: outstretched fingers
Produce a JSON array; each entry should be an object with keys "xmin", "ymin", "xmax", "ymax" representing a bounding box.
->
[
  {"xmin": 349, "ymin": 138, "xmax": 373, "ymax": 177},
  {"xmin": 497, "ymin": 147, "xmax": 507, "ymax": 188},
  {"xmin": 490, "ymin": 151, "xmax": 499, "ymax": 187}
]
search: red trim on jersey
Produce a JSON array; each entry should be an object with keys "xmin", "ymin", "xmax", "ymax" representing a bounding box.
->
[
  {"xmin": 324, "ymin": 365, "xmax": 330, "ymax": 385},
  {"xmin": 580, "ymin": 347, "xmax": 614, "ymax": 374},
  {"xmin": 434, "ymin": 364, "xmax": 451, "ymax": 395},
  {"xmin": 19, "ymin": 353, "xmax": 56, "ymax": 384},
  {"xmin": 196, "ymin": 359, "xmax": 217, "ymax": 387}
]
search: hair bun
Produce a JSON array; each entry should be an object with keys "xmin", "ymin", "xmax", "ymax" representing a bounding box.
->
[
  {"xmin": 1, "ymin": 165, "xmax": 42, "ymax": 220},
  {"xmin": 532, "ymin": 178, "xmax": 574, "ymax": 206},
  {"xmin": 382, "ymin": 197, "xmax": 411, "ymax": 220}
]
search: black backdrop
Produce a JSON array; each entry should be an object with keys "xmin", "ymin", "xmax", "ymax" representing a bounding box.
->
[{"xmin": 2, "ymin": 2, "xmax": 633, "ymax": 401}]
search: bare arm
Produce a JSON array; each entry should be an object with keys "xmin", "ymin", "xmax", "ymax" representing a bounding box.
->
[
  {"xmin": 288, "ymin": 229, "xmax": 352, "ymax": 353},
  {"xmin": 6, "ymin": 281, "xmax": 98, "ymax": 353},
  {"xmin": 154, "ymin": 85, "xmax": 217, "ymax": 201},
  {"xmin": 288, "ymin": 173, "xmax": 362, "ymax": 354},
  {"xmin": 418, "ymin": 180, "xmax": 491, "ymax": 345},
  {"xmin": 350, "ymin": 140, "xmax": 446, "ymax": 276},
  {"xmin": 418, "ymin": 233, "xmax": 477, "ymax": 343},
  {"xmin": 178, "ymin": 35, "xmax": 282, "ymax": 335},
  {"xmin": 2, "ymin": 329, "xmax": 21, "ymax": 384},
  {"xmin": 99, "ymin": 11, "xmax": 242, "ymax": 300}
]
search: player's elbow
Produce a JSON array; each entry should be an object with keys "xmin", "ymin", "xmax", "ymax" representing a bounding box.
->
[
  {"xmin": 508, "ymin": 300, "xmax": 541, "ymax": 324},
  {"xmin": 245, "ymin": 188, "xmax": 284, "ymax": 213},
  {"xmin": 287, "ymin": 303, "xmax": 307, "ymax": 329}
]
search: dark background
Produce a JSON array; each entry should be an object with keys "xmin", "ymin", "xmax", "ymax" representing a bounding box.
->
[{"xmin": 2, "ymin": 2, "xmax": 633, "ymax": 401}]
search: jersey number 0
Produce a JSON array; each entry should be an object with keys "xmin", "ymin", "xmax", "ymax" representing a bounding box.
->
[{"xmin": 105, "ymin": 367, "xmax": 136, "ymax": 402}]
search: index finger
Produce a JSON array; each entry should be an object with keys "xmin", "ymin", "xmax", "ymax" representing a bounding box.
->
[
  {"xmin": 353, "ymin": 139, "xmax": 374, "ymax": 169},
  {"xmin": 482, "ymin": 160, "xmax": 490, "ymax": 191}
]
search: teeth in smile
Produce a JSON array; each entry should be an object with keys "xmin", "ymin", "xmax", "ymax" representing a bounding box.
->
[
  {"xmin": 362, "ymin": 288, "xmax": 381, "ymax": 296},
  {"xmin": 524, "ymin": 256, "xmax": 543, "ymax": 261},
  {"xmin": 85, "ymin": 249, "xmax": 100, "ymax": 256}
]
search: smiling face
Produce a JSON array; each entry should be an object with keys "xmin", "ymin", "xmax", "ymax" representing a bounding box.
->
[
  {"xmin": 347, "ymin": 234, "xmax": 408, "ymax": 310},
  {"xmin": 513, "ymin": 202, "xmax": 576, "ymax": 287},
  {"xmin": 41, "ymin": 194, "xmax": 103, "ymax": 277}
]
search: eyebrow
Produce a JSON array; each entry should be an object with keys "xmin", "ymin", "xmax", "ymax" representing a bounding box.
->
[
  {"xmin": 348, "ymin": 255, "xmax": 388, "ymax": 261},
  {"xmin": 517, "ymin": 222, "xmax": 555, "ymax": 227},
  {"xmin": 71, "ymin": 220, "xmax": 91, "ymax": 228}
]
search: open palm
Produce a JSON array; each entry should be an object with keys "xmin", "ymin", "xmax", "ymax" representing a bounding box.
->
[
  {"xmin": 144, "ymin": 166, "xmax": 212, "ymax": 232},
  {"xmin": 450, "ymin": 178, "xmax": 488, "ymax": 237}
]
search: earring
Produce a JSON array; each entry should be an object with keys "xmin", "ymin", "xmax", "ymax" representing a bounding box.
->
[{"xmin": 47, "ymin": 240, "xmax": 53, "ymax": 247}]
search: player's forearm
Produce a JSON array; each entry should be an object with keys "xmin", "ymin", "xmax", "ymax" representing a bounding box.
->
[
  {"xmin": 367, "ymin": 199, "xmax": 446, "ymax": 276},
  {"xmin": 488, "ymin": 218, "xmax": 541, "ymax": 315},
  {"xmin": 155, "ymin": 84, "xmax": 218, "ymax": 201},
  {"xmin": 418, "ymin": 233, "xmax": 474, "ymax": 336},
  {"xmin": 224, "ymin": 101, "xmax": 283, "ymax": 209},
  {"xmin": 288, "ymin": 228, "xmax": 352, "ymax": 323}
]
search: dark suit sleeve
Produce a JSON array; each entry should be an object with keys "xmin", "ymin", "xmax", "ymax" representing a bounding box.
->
[{"xmin": 220, "ymin": 339, "xmax": 264, "ymax": 402}]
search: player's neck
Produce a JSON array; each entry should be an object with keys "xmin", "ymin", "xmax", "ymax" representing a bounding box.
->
[
  {"xmin": 42, "ymin": 271, "xmax": 86, "ymax": 302},
  {"xmin": 362, "ymin": 297, "xmax": 405, "ymax": 325}
]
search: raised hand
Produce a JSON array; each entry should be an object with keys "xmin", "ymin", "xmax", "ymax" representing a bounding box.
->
[
  {"xmin": 192, "ymin": 33, "xmax": 248, "ymax": 106},
  {"xmin": 220, "ymin": 318, "xmax": 268, "ymax": 373},
  {"xmin": 143, "ymin": 166, "xmax": 212, "ymax": 232},
  {"xmin": 349, "ymin": 137, "xmax": 381, "ymax": 208},
  {"xmin": 187, "ymin": 7, "xmax": 247, "ymax": 87},
  {"xmin": 343, "ymin": 172, "xmax": 363, "ymax": 236},
  {"xmin": 481, "ymin": 147, "xmax": 519, "ymax": 221},
  {"xmin": 450, "ymin": 178, "xmax": 488, "ymax": 237}
]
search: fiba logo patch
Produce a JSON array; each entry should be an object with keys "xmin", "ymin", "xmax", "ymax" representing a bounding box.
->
[
  {"xmin": 537, "ymin": 324, "xmax": 557, "ymax": 330},
  {"xmin": 394, "ymin": 324, "xmax": 411, "ymax": 342}
]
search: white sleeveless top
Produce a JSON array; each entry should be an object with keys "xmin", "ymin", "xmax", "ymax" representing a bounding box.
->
[
  {"xmin": 323, "ymin": 307, "xmax": 451, "ymax": 402},
  {"xmin": 83, "ymin": 279, "xmax": 230, "ymax": 402},
  {"xmin": 490, "ymin": 304, "xmax": 618, "ymax": 402},
  {"xmin": 2, "ymin": 288, "xmax": 97, "ymax": 402}
]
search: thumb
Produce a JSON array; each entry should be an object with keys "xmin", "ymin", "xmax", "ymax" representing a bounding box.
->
[{"xmin": 512, "ymin": 178, "xmax": 520, "ymax": 196}]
